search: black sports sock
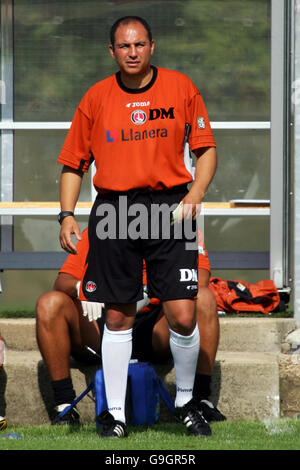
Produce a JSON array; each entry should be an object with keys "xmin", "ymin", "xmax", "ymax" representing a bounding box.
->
[
  {"xmin": 52, "ymin": 377, "xmax": 76, "ymax": 407},
  {"xmin": 193, "ymin": 373, "xmax": 211, "ymax": 401}
]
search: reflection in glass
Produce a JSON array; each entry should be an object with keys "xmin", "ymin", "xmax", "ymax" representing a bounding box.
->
[
  {"xmin": 2, "ymin": 0, "xmax": 272, "ymax": 310},
  {"xmin": 14, "ymin": 131, "xmax": 91, "ymax": 201},
  {"xmin": 206, "ymin": 215, "xmax": 270, "ymax": 284},
  {"xmin": 14, "ymin": 216, "xmax": 89, "ymax": 252},
  {"xmin": 205, "ymin": 130, "xmax": 270, "ymax": 201},
  {"xmin": 14, "ymin": 0, "xmax": 270, "ymax": 122},
  {"xmin": 204, "ymin": 216, "xmax": 269, "ymax": 253}
]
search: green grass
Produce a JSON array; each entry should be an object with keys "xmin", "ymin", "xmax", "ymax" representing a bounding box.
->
[
  {"xmin": 0, "ymin": 306, "xmax": 36, "ymax": 318},
  {"xmin": 1, "ymin": 419, "xmax": 300, "ymax": 451},
  {"xmin": 0, "ymin": 308, "xmax": 294, "ymax": 319}
]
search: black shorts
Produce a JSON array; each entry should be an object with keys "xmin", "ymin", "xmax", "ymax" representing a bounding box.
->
[{"xmin": 82, "ymin": 184, "xmax": 198, "ymax": 303}]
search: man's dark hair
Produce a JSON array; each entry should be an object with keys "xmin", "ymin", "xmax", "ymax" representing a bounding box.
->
[{"xmin": 110, "ymin": 16, "xmax": 152, "ymax": 48}]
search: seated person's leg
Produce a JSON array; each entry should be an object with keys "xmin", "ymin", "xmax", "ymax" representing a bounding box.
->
[
  {"xmin": 193, "ymin": 269, "xmax": 226, "ymax": 422},
  {"xmin": 36, "ymin": 288, "xmax": 100, "ymax": 424}
]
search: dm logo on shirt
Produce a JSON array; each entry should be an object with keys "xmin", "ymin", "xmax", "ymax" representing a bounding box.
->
[
  {"xmin": 131, "ymin": 110, "xmax": 147, "ymax": 125},
  {"xmin": 85, "ymin": 281, "xmax": 97, "ymax": 293},
  {"xmin": 179, "ymin": 269, "xmax": 198, "ymax": 282}
]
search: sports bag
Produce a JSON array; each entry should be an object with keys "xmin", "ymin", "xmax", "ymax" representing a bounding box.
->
[
  {"xmin": 58, "ymin": 361, "xmax": 174, "ymax": 426},
  {"xmin": 209, "ymin": 277, "xmax": 280, "ymax": 314}
]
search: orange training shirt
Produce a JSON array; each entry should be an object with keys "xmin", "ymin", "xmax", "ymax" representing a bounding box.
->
[{"xmin": 57, "ymin": 66, "xmax": 216, "ymax": 192}]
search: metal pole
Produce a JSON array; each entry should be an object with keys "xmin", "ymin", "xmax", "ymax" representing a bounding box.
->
[
  {"xmin": 1, "ymin": 0, "xmax": 14, "ymax": 252},
  {"xmin": 292, "ymin": 0, "xmax": 300, "ymax": 326},
  {"xmin": 270, "ymin": 0, "xmax": 290, "ymax": 288}
]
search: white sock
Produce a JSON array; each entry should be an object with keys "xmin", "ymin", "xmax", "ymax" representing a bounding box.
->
[
  {"xmin": 169, "ymin": 325, "xmax": 200, "ymax": 408},
  {"xmin": 101, "ymin": 325, "xmax": 132, "ymax": 423},
  {"xmin": 55, "ymin": 403, "xmax": 71, "ymax": 412}
]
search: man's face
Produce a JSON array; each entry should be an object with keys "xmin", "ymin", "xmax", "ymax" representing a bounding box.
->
[{"xmin": 109, "ymin": 21, "xmax": 154, "ymax": 77}]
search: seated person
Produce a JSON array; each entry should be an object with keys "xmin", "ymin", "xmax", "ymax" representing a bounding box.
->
[
  {"xmin": 0, "ymin": 335, "xmax": 7, "ymax": 430},
  {"xmin": 35, "ymin": 228, "xmax": 225, "ymax": 426}
]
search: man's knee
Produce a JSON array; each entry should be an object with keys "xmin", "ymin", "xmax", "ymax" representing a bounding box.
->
[
  {"xmin": 171, "ymin": 314, "xmax": 197, "ymax": 335},
  {"xmin": 163, "ymin": 299, "xmax": 196, "ymax": 335},
  {"xmin": 36, "ymin": 291, "xmax": 71, "ymax": 325},
  {"xmin": 105, "ymin": 303, "xmax": 136, "ymax": 331},
  {"xmin": 168, "ymin": 309, "xmax": 197, "ymax": 335}
]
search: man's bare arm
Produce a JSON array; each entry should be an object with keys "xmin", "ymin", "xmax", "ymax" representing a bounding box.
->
[
  {"xmin": 59, "ymin": 165, "xmax": 83, "ymax": 254},
  {"xmin": 182, "ymin": 147, "xmax": 217, "ymax": 218}
]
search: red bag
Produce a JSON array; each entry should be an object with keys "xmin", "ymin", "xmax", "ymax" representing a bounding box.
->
[{"xmin": 209, "ymin": 277, "xmax": 280, "ymax": 314}]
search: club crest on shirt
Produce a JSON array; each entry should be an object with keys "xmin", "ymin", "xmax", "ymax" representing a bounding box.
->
[
  {"xmin": 197, "ymin": 117, "xmax": 205, "ymax": 129},
  {"xmin": 131, "ymin": 110, "xmax": 147, "ymax": 125}
]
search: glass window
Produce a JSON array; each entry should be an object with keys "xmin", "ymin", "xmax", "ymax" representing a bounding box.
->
[
  {"xmin": 13, "ymin": 131, "xmax": 91, "ymax": 201},
  {"xmin": 204, "ymin": 216, "xmax": 269, "ymax": 253},
  {"xmin": 205, "ymin": 215, "xmax": 270, "ymax": 284},
  {"xmin": 14, "ymin": 0, "xmax": 270, "ymax": 122},
  {"xmin": 212, "ymin": 269, "xmax": 270, "ymax": 285},
  {"xmin": 205, "ymin": 130, "xmax": 270, "ymax": 201},
  {"xmin": 14, "ymin": 215, "xmax": 88, "ymax": 252},
  {"xmin": 0, "ymin": 0, "xmax": 272, "ymax": 310}
]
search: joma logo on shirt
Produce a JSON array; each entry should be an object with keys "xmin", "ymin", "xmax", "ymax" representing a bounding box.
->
[
  {"xmin": 126, "ymin": 101, "xmax": 150, "ymax": 108},
  {"xmin": 106, "ymin": 128, "xmax": 168, "ymax": 142}
]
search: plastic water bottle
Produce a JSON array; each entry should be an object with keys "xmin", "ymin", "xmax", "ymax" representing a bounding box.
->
[{"xmin": 2, "ymin": 433, "xmax": 22, "ymax": 439}]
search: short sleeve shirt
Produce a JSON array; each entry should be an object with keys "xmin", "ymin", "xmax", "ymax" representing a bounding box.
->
[{"xmin": 57, "ymin": 66, "xmax": 216, "ymax": 192}]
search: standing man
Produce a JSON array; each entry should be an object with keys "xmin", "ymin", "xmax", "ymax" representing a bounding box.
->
[{"xmin": 57, "ymin": 16, "xmax": 217, "ymax": 438}]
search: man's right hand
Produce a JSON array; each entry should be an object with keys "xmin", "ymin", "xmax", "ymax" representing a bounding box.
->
[
  {"xmin": 59, "ymin": 217, "xmax": 82, "ymax": 254},
  {"xmin": 59, "ymin": 165, "xmax": 83, "ymax": 253}
]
